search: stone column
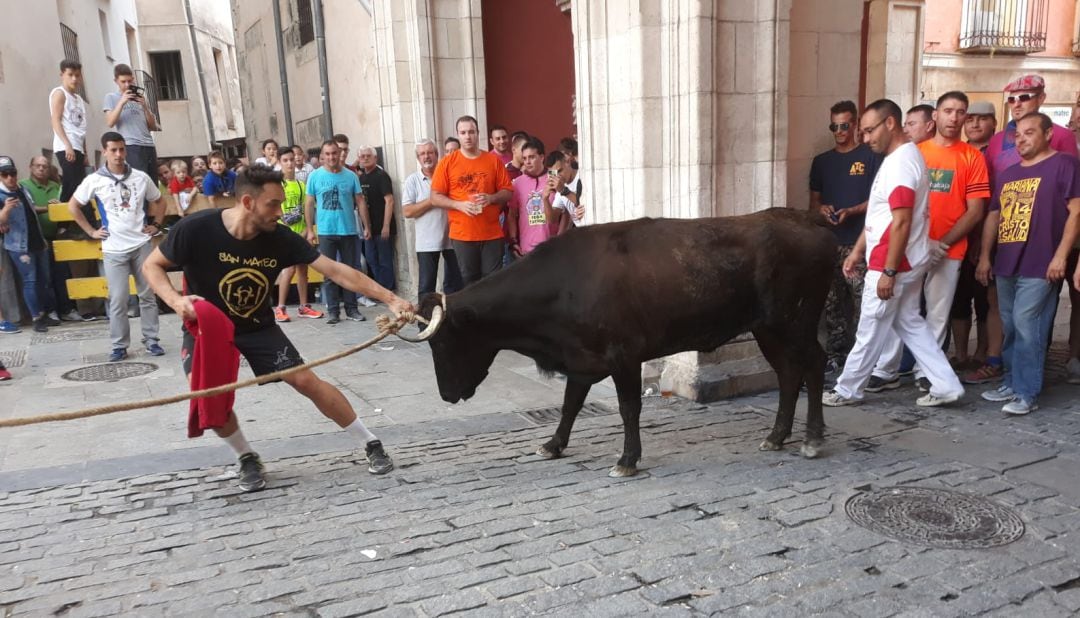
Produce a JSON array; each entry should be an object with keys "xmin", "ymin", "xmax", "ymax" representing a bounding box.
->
[
  {"xmin": 865, "ymin": 0, "xmax": 925, "ymax": 108},
  {"xmin": 370, "ymin": 0, "xmax": 487, "ymax": 298},
  {"xmin": 571, "ymin": 0, "xmax": 792, "ymax": 400}
]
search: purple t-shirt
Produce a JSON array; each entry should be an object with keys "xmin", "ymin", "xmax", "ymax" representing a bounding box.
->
[
  {"xmin": 991, "ymin": 153, "xmax": 1080, "ymax": 278},
  {"xmin": 985, "ymin": 122, "xmax": 1079, "ymax": 186},
  {"xmin": 510, "ymin": 173, "xmax": 558, "ymax": 254}
]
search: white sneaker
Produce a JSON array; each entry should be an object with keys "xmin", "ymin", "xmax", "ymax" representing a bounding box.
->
[
  {"xmin": 1002, "ymin": 398, "xmax": 1038, "ymax": 415},
  {"xmin": 358, "ymin": 296, "xmax": 378, "ymax": 308},
  {"xmin": 60, "ymin": 309, "xmax": 85, "ymax": 322},
  {"xmin": 1067, "ymin": 358, "xmax": 1080, "ymax": 385},
  {"xmin": 822, "ymin": 391, "xmax": 859, "ymax": 407},
  {"xmin": 916, "ymin": 392, "xmax": 961, "ymax": 407},
  {"xmin": 981, "ymin": 384, "xmax": 1015, "ymax": 402}
]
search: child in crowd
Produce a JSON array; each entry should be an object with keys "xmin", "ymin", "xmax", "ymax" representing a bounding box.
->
[
  {"xmin": 254, "ymin": 139, "xmax": 281, "ymax": 170},
  {"xmin": 168, "ymin": 159, "xmax": 198, "ymax": 215},
  {"xmin": 202, "ymin": 151, "xmax": 236, "ymax": 207},
  {"xmin": 274, "ymin": 149, "xmax": 323, "ymax": 322}
]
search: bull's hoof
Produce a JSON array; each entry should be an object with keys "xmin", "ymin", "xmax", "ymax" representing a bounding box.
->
[
  {"xmin": 801, "ymin": 442, "xmax": 823, "ymax": 459},
  {"xmin": 536, "ymin": 444, "xmax": 561, "ymax": 459},
  {"xmin": 608, "ymin": 465, "xmax": 638, "ymax": 478},
  {"xmin": 758, "ymin": 439, "xmax": 783, "ymax": 452}
]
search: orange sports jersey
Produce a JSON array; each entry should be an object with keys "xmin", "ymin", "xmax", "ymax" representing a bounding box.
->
[
  {"xmin": 918, "ymin": 139, "xmax": 991, "ymax": 259},
  {"xmin": 430, "ymin": 150, "xmax": 513, "ymax": 242}
]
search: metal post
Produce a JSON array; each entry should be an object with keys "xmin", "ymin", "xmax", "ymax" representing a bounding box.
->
[
  {"xmin": 312, "ymin": 0, "xmax": 333, "ymax": 138},
  {"xmin": 271, "ymin": 0, "xmax": 295, "ymax": 145}
]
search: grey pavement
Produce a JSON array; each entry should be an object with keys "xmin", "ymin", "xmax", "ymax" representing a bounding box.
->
[{"xmin": 0, "ymin": 298, "xmax": 1079, "ymax": 615}]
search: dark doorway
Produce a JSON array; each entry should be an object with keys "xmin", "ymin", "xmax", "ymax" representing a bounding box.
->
[{"xmin": 481, "ymin": 0, "xmax": 576, "ymax": 151}]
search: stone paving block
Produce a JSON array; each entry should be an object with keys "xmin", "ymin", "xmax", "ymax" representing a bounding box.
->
[
  {"xmin": 314, "ymin": 596, "xmax": 390, "ymax": 618},
  {"xmin": 539, "ymin": 563, "xmax": 597, "ymax": 589},
  {"xmin": 420, "ymin": 588, "xmax": 489, "ymax": 616}
]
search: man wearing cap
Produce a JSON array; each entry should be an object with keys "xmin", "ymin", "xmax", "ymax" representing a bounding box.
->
[
  {"xmin": 949, "ymin": 100, "xmax": 998, "ymax": 373},
  {"xmin": 0, "ymin": 156, "xmax": 54, "ymax": 333},
  {"xmin": 967, "ymin": 74, "xmax": 1080, "ymax": 385}
]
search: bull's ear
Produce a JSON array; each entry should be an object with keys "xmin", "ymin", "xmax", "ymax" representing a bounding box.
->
[{"xmin": 451, "ymin": 305, "xmax": 480, "ymax": 328}]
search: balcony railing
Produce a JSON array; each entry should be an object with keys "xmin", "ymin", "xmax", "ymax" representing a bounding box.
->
[{"xmin": 959, "ymin": 0, "xmax": 1048, "ymax": 54}]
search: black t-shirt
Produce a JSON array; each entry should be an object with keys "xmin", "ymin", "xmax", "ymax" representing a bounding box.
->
[
  {"xmin": 357, "ymin": 166, "xmax": 395, "ymax": 236},
  {"xmin": 160, "ymin": 209, "xmax": 320, "ymax": 333},
  {"xmin": 809, "ymin": 143, "xmax": 882, "ymax": 245}
]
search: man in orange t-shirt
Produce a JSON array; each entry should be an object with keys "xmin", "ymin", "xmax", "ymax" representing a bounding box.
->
[
  {"xmin": 870, "ymin": 91, "xmax": 990, "ymax": 391},
  {"xmin": 430, "ymin": 115, "xmax": 513, "ymax": 286}
]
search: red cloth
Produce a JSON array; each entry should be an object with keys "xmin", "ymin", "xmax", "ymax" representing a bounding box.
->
[{"xmin": 185, "ymin": 300, "xmax": 241, "ymax": 438}]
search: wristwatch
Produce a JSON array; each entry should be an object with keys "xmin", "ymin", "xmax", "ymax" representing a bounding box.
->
[
  {"xmin": 882, "ymin": 268, "xmax": 897, "ymax": 277},
  {"xmin": 559, "ymin": 187, "xmax": 572, "ymax": 197}
]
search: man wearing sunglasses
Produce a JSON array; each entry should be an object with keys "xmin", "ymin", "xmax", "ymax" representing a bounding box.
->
[{"xmin": 809, "ymin": 100, "xmax": 883, "ymax": 376}]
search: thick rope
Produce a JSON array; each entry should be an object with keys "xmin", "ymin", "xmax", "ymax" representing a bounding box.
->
[{"xmin": 0, "ymin": 312, "xmax": 427, "ymax": 429}]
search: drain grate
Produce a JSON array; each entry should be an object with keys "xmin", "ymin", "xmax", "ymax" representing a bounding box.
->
[
  {"xmin": 61, "ymin": 362, "xmax": 160, "ymax": 382},
  {"xmin": 0, "ymin": 348, "xmax": 28, "ymax": 368},
  {"xmin": 519, "ymin": 402, "xmax": 616, "ymax": 425},
  {"xmin": 31, "ymin": 328, "xmax": 109, "ymax": 345},
  {"xmin": 845, "ymin": 486, "xmax": 1024, "ymax": 549}
]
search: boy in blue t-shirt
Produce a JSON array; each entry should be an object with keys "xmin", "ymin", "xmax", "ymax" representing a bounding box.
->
[{"xmin": 202, "ymin": 151, "xmax": 236, "ymax": 207}]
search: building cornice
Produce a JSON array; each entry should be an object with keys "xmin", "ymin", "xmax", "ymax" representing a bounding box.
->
[{"xmin": 922, "ymin": 52, "xmax": 1079, "ymax": 71}]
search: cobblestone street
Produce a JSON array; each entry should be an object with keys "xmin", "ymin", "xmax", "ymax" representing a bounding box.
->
[{"xmin": 3, "ymin": 367, "xmax": 1080, "ymax": 616}]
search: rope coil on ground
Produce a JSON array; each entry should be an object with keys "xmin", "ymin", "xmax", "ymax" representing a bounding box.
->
[{"xmin": 0, "ymin": 312, "xmax": 428, "ymax": 429}]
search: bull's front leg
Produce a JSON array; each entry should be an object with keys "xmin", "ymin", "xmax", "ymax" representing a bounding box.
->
[
  {"xmin": 537, "ymin": 379, "xmax": 592, "ymax": 459},
  {"xmin": 608, "ymin": 369, "xmax": 642, "ymax": 478}
]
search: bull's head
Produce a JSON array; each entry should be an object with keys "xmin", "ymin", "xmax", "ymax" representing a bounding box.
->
[{"xmin": 418, "ymin": 293, "xmax": 497, "ymax": 403}]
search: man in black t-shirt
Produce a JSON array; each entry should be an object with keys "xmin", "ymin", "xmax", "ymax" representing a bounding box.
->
[
  {"xmin": 356, "ymin": 146, "xmax": 396, "ymax": 291},
  {"xmin": 143, "ymin": 166, "xmax": 416, "ymax": 492},
  {"xmin": 809, "ymin": 100, "xmax": 882, "ymax": 375}
]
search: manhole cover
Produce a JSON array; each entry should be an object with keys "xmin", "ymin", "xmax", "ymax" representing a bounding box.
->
[
  {"xmin": 845, "ymin": 486, "xmax": 1024, "ymax": 549},
  {"xmin": 520, "ymin": 402, "xmax": 616, "ymax": 425},
  {"xmin": 61, "ymin": 362, "xmax": 159, "ymax": 382}
]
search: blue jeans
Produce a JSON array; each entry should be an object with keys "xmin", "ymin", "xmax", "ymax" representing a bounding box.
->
[
  {"xmin": 6, "ymin": 249, "xmax": 53, "ymax": 318},
  {"xmin": 997, "ymin": 276, "xmax": 1057, "ymax": 401},
  {"xmin": 363, "ymin": 236, "xmax": 396, "ymax": 291},
  {"xmin": 317, "ymin": 235, "xmax": 359, "ymax": 314},
  {"xmin": 416, "ymin": 249, "xmax": 463, "ymax": 297}
]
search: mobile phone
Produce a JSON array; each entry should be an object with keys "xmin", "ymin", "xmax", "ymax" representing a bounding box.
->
[{"xmin": 547, "ymin": 169, "xmax": 558, "ymax": 180}]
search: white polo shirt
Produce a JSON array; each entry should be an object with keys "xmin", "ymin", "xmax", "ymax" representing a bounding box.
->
[{"xmin": 73, "ymin": 166, "xmax": 162, "ymax": 254}]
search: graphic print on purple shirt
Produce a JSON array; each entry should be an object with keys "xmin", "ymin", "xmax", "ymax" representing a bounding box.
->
[{"xmin": 991, "ymin": 153, "xmax": 1080, "ymax": 279}]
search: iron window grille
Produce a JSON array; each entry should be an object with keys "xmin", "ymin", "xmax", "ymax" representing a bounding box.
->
[
  {"xmin": 134, "ymin": 69, "xmax": 161, "ymax": 125},
  {"xmin": 59, "ymin": 23, "xmax": 88, "ymax": 101},
  {"xmin": 149, "ymin": 51, "xmax": 186, "ymax": 101},
  {"xmin": 297, "ymin": 0, "xmax": 315, "ymax": 46}
]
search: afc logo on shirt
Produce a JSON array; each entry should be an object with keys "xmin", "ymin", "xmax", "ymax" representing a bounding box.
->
[{"xmin": 849, "ymin": 162, "xmax": 866, "ymax": 176}]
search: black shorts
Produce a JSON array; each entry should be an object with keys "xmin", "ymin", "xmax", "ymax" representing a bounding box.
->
[{"xmin": 181, "ymin": 324, "xmax": 304, "ymax": 381}]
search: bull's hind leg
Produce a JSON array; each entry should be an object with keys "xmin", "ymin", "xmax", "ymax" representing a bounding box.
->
[
  {"xmin": 537, "ymin": 379, "xmax": 592, "ymax": 459},
  {"xmin": 608, "ymin": 368, "xmax": 643, "ymax": 478},
  {"xmin": 799, "ymin": 337, "xmax": 827, "ymax": 459},
  {"xmin": 752, "ymin": 327, "xmax": 804, "ymax": 453}
]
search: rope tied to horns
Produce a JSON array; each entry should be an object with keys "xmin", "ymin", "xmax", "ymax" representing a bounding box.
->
[{"xmin": 0, "ymin": 310, "xmax": 432, "ymax": 429}]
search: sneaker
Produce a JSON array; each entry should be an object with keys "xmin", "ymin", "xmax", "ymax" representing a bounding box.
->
[
  {"xmin": 45, "ymin": 312, "xmax": 62, "ymax": 326},
  {"xmin": 358, "ymin": 296, "xmax": 378, "ymax": 308},
  {"xmin": 297, "ymin": 304, "xmax": 324, "ymax": 319},
  {"xmin": 963, "ymin": 362, "xmax": 1004, "ymax": 385},
  {"xmin": 237, "ymin": 453, "xmax": 267, "ymax": 492},
  {"xmin": 0, "ymin": 366, "xmax": 11, "ymax": 381},
  {"xmin": 916, "ymin": 392, "xmax": 961, "ymax": 407},
  {"xmin": 146, "ymin": 342, "xmax": 165, "ymax": 356},
  {"xmin": 274, "ymin": 306, "xmax": 291, "ymax": 323},
  {"xmin": 365, "ymin": 440, "xmax": 394, "ymax": 474},
  {"xmin": 345, "ymin": 308, "xmax": 367, "ymax": 322},
  {"xmin": 1003, "ymin": 398, "xmax": 1038, "ymax": 416},
  {"xmin": 865, "ymin": 376, "xmax": 900, "ymax": 393},
  {"xmin": 127, "ymin": 307, "xmax": 140, "ymax": 318},
  {"xmin": 981, "ymin": 384, "xmax": 1015, "ymax": 403},
  {"xmin": 326, "ymin": 313, "xmax": 341, "ymax": 325},
  {"xmin": 915, "ymin": 377, "xmax": 931, "ymax": 393},
  {"xmin": 60, "ymin": 309, "xmax": 85, "ymax": 322},
  {"xmin": 0, "ymin": 321, "xmax": 20, "ymax": 334},
  {"xmin": 108, "ymin": 348, "xmax": 128, "ymax": 362},
  {"xmin": 822, "ymin": 390, "xmax": 859, "ymax": 407},
  {"xmin": 1066, "ymin": 358, "xmax": 1080, "ymax": 385},
  {"xmin": 32, "ymin": 317, "xmax": 48, "ymax": 333}
]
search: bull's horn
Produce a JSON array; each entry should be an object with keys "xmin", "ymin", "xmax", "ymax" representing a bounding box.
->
[{"xmin": 396, "ymin": 301, "xmax": 445, "ymax": 343}]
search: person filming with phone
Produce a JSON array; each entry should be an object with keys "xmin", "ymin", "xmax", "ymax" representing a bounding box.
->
[
  {"xmin": 507, "ymin": 137, "xmax": 562, "ymax": 258},
  {"xmin": 104, "ymin": 64, "xmax": 160, "ymax": 185}
]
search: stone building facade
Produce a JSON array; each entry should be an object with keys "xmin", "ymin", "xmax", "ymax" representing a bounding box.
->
[{"xmin": 231, "ymin": 0, "xmax": 927, "ymax": 400}]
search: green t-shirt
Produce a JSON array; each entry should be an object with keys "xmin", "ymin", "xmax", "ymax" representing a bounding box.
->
[
  {"xmin": 19, "ymin": 178, "xmax": 61, "ymax": 240},
  {"xmin": 281, "ymin": 178, "xmax": 307, "ymax": 234}
]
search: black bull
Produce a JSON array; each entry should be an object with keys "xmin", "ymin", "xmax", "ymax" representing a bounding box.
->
[{"xmin": 418, "ymin": 207, "xmax": 837, "ymax": 477}]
